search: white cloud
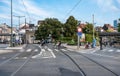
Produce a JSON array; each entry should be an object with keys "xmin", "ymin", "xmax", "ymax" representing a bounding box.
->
[
  {"xmin": 93, "ymin": 0, "xmax": 119, "ymax": 12},
  {"xmin": 23, "ymin": 0, "xmax": 51, "ymax": 17},
  {"xmin": 0, "ymin": 0, "xmax": 53, "ymax": 25}
]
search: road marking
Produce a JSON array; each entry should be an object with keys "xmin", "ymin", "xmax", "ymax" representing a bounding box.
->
[
  {"xmin": 67, "ymin": 49, "xmax": 75, "ymax": 51},
  {"xmin": 55, "ymin": 49, "xmax": 59, "ymax": 52},
  {"xmin": 34, "ymin": 49, "xmax": 38, "ymax": 52},
  {"xmin": 26, "ymin": 49, "xmax": 32, "ymax": 52},
  {"xmin": 10, "ymin": 54, "xmax": 32, "ymax": 76},
  {"xmin": 47, "ymin": 48, "xmax": 56, "ymax": 58},
  {"xmin": 0, "ymin": 53, "xmax": 21, "ymax": 66},
  {"xmin": 84, "ymin": 52, "xmax": 120, "ymax": 59},
  {"xmin": 61, "ymin": 49, "xmax": 67, "ymax": 51},
  {"xmin": 116, "ymin": 50, "xmax": 120, "ymax": 52},
  {"xmin": 108, "ymin": 49, "xmax": 114, "ymax": 52},
  {"xmin": 32, "ymin": 49, "xmax": 45, "ymax": 58},
  {"xmin": 90, "ymin": 50, "xmax": 97, "ymax": 53}
]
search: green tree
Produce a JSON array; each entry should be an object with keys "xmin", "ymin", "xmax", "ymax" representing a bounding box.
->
[
  {"xmin": 118, "ymin": 23, "xmax": 120, "ymax": 32},
  {"xmin": 82, "ymin": 22, "xmax": 98, "ymax": 42},
  {"xmin": 35, "ymin": 18, "xmax": 62, "ymax": 40},
  {"xmin": 82, "ymin": 23, "xmax": 93, "ymax": 34},
  {"xmin": 63, "ymin": 16, "xmax": 78, "ymax": 41}
]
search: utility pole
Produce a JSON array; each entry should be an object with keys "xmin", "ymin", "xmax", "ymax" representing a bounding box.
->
[
  {"xmin": 92, "ymin": 14, "xmax": 95, "ymax": 39},
  {"xmin": 10, "ymin": 0, "xmax": 13, "ymax": 47},
  {"xmin": 14, "ymin": 16, "xmax": 25, "ymax": 45},
  {"xmin": 25, "ymin": 18, "xmax": 27, "ymax": 44}
]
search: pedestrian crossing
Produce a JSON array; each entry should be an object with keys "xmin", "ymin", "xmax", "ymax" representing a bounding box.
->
[
  {"xmin": 100, "ymin": 47, "xmax": 120, "ymax": 53},
  {"xmin": 15, "ymin": 45, "xmax": 120, "ymax": 59},
  {"xmin": 31, "ymin": 46, "xmax": 69, "ymax": 59}
]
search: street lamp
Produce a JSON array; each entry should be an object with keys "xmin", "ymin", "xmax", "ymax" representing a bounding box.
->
[{"xmin": 10, "ymin": 0, "xmax": 13, "ymax": 47}]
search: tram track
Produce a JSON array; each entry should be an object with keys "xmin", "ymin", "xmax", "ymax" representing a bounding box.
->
[
  {"xmin": 78, "ymin": 52, "xmax": 119, "ymax": 76},
  {"xmin": 0, "ymin": 44, "xmax": 38, "ymax": 76},
  {"xmin": 10, "ymin": 49, "xmax": 35, "ymax": 76},
  {"xmin": 0, "ymin": 45, "xmax": 27, "ymax": 66},
  {"xmin": 60, "ymin": 49, "xmax": 119, "ymax": 76},
  {"xmin": 60, "ymin": 49, "xmax": 86, "ymax": 76}
]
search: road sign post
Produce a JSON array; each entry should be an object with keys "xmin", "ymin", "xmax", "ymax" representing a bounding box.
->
[{"xmin": 77, "ymin": 28, "xmax": 82, "ymax": 49}]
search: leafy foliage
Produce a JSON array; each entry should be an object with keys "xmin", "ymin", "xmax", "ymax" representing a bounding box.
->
[
  {"xmin": 35, "ymin": 18, "xmax": 62, "ymax": 40},
  {"xmin": 63, "ymin": 16, "xmax": 78, "ymax": 41},
  {"xmin": 118, "ymin": 23, "xmax": 120, "ymax": 32},
  {"xmin": 35, "ymin": 16, "xmax": 98, "ymax": 43}
]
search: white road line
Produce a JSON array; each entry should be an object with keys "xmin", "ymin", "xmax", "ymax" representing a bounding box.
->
[
  {"xmin": 0, "ymin": 53, "xmax": 21, "ymax": 66},
  {"xmin": 11, "ymin": 56, "xmax": 31, "ymax": 76},
  {"xmin": 55, "ymin": 49, "xmax": 59, "ymax": 52},
  {"xmin": 116, "ymin": 50, "xmax": 120, "ymax": 52},
  {"xmin": 32, "ymin": 49, "xmax": 45, "ymax": 58},
  {"xmin": 42, "ymin": 56, "xmax": 53, "ymax": 58},
  {"xmin": 47, "ymin": 48, "xmax": 56, "ymax": 58},
  {"xmin": 90, "ymin": 50, "xmax": 97, "ymax": 53},
  {"xmin": 34, "ymin": 49, "xmax": 38, "ymax": 52},
  {"xmin": 61, "ymin": 49, "xmax": 67, "ymax": 51},
  {"xmin": 108, "ymin": 49, "xmax": 114, "ymax": 52},
  {"xmin": 26, "ymin": 49, "xmax": 32, "ymax": 52},
  {"xmin": 87, "ymin": 53, "xmax": 120, "ymax": 59}
]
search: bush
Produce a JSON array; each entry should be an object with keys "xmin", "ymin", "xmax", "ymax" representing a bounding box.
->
[
  {"xmin": 67, "ymin": 39, "xmax": 77, "ymax": 45},
  {"xmin": 85, "ymin": 34, "xmax": 93, "ymax": 43}
]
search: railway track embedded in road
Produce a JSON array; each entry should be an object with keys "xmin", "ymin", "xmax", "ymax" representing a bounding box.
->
[
  {"xmin": 60, "ymin": 49, "xmax": 119, "ymax": 76},
  {"xmin": 0, "ymin": 44, "xmax": 39, "ymax": 76},
  {"xmin": 0, "ymin": 44, "xmax": 27, "ymax": 66},
  {"xmin": 60, "ymin": 49, "xmax": 86, "ymax": 76},
  {"xmin": 78, "ymin": 52, "xmax": 119, "ymax": 76}
]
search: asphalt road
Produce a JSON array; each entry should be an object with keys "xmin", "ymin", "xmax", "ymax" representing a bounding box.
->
[{"xmin": 0, "ymin": 44, "xmax": 120, "ymax": 76}]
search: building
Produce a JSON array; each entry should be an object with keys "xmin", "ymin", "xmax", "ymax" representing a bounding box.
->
[
  {"xmin": 114, "ymin": 20, "xmax": 118, "ymax": 29},
  {"xmin": 113, "ymin": 19, "xmax": 120, "ymax": 29},
  {"xmin": 0, "ymin": 23, "xmax": 17, "ymax": 43},
  {"xmin": 19, "ymin": 23, "xmax": 36, "ymax": 44},
  {"xmin": 102, "ymin": 24, "xmax": 116, "ymax": 32},
  {"xmin": 37, "ymin": 20, "xmax": 44, "ymax": 26}
]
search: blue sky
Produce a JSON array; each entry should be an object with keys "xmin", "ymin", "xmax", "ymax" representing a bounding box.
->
[{"xmin": 0, "ymin": 0, "xmax": 120, "ymax": 27}]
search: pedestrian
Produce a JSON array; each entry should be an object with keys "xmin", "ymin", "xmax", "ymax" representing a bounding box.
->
[
  {"xmin": 85, "ymin": 42, "xmax": 90, "ymax": 49},
  {"xmin": 57, "ymin": 41, "xmax": 61, "ymax": 49}
]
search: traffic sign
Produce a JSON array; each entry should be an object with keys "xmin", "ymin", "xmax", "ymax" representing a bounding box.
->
[
  {"xmin": 78, "ymin": 28, "xmax": 82, "ymax": 32},
  {"xmin": 77, "ymin": 32, "xmax": 82, "ymax": 36}
]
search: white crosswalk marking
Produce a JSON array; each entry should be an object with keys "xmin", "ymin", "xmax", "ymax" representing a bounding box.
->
[
  {"xmin": 61, "ymin": 49, "xmax": 67, "ymax": 51},
  {"xmin": 34, "ymin": 49, "xmax": 38, "ymax": 52},
  {"xmin": 32, "ymin": 47, "xmax": 56, "ymax": 59},
  {"xmin": 116, "ymin": 50, "xmax": 120, "ymax": 52},
  {"xmin": 108, "ymin": 49, "xmax": 114, "ymax": 52},
  {"xmin": 26, "ymin": 49, "xmax": 32, "ymax": 52},
  {"xmin": 55, "ymin": 49, "xmax": 59, "ymax": 52},
  {"xmin": 47, "ymin": 48, "xmax": 56, "ymax": 58},
  {"xmin": 67, "ymin": 49, "xmax": 73, "ymax": 51}
]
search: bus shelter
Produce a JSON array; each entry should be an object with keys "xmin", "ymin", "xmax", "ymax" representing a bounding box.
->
[{"xmin": 99, "ymin": 32, "xmax": 120, "ymax": 50}]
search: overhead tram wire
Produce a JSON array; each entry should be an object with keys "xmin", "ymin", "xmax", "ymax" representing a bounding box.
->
[
  {"xmin": 63, "ymin": 0, "xmax": 82, "ymax": 21},
  {"xmin": 21, "ymin": 0, "xmax": 31, "ymax": 24}
]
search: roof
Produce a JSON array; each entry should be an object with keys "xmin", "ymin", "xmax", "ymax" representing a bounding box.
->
[{"xmin": 99, "ymin": 32, "xmax": 120, "ymax": 37}]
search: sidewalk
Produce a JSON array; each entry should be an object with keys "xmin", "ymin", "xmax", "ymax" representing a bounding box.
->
[
  {"xmin": 63, "ymin": 44, "xmax": 100, "ymax": 52},
  {"xmin": 0, "ymin": 44, "xmax": 26, "ymax": 54},
  {"xmin": 5, "ymin": 44, "xmax": 26, "ymax": 50}
]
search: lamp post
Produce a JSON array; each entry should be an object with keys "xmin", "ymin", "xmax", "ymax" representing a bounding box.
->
[
  {"xmin": 92, "ymin": 14, "xmax": 95, "ymax": 39},
  {"xmin": 10, "ymin": 0, "xmax": 13, "ymax": 47}
]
